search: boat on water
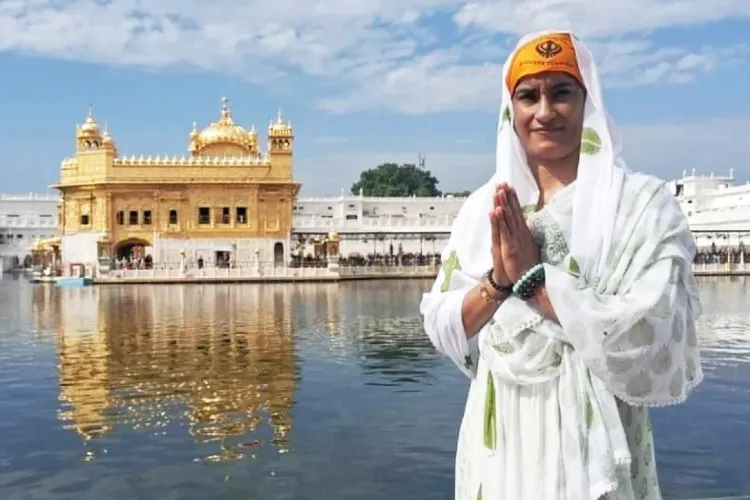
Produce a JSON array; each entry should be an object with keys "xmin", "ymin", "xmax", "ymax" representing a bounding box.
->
[
  {"xmin": 28, "ymin": 275, "xmax": 56, "ymax": 284},
  {"xmin": 54, "ymin": 277, "xmax": 93, "ymax": 287},
  {"xmin": 27, "ymin": 273, "xmax": 92, "ymax": 286}
]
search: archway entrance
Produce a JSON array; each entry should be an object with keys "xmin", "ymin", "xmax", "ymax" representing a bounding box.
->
[
  {"xmin": 273, "ymin": 242, "xmax": 284, "ymax": 265},
  {"xmin": 114, "ymin": 238, "xmax": 152, "ymax": 268}
]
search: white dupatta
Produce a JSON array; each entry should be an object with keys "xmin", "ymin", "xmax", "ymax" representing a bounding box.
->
[
  {"xmin": 451, "ymin": 31, "xmax": 624, "ymax": 281},
  {"xmin": 422, "ymin": 31, "xmax": 703, "ymax": 500}
]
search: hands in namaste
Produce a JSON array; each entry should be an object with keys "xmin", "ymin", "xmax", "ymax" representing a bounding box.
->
[{"xmin": 489, "ymin": 183, "xmax": 541, "ymax": 286}]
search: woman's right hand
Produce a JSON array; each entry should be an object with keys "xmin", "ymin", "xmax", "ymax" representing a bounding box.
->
[{"xmin": 489, "ymin": 184, "xmax": 513, "ymax": 287}]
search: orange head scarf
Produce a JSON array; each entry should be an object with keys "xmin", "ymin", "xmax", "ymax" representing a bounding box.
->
[{"xmin": 505, "ymin": 33, "xmax": 583, "ymax": 92}]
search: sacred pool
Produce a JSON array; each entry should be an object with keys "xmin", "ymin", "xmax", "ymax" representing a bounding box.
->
[{"xmin": 0, "ymin": 277, "xmax": 748, "ymax": 499}]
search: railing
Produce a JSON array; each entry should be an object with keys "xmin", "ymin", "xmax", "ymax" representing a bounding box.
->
[
  {"xmin": 98, "ymin": 264, "xmax": 437, "ymax": 281},
  {"xmin": 104, "ymin": 265, "xmax": 337, "ymax": 281},
  {"xmin": 53, "ymin": 260, "xmax": 750, "ymax": 281},
  {"xmin": 0, "ymin": 193, "xmax": 59, "ymax": 201},
  {"xmin": 292, "ymin": 216, "xmax": 454, "ymax": 233},
  {"xmin": 692, "ymin": 262, "xmax": 750, "ymax": 275},
  {"xmin": 0, "ymin": 219, "xmax": 58, "ymax": 229},
  {"xmin": 338, "ymin": 265, "xmax": 435, "ymax": 277}
]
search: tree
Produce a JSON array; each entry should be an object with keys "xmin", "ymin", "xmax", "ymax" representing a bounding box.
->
[
  {"xmin": 445, "ymin": 190, "xmax": 472, "ymax": 197},
  {"xmin": 351, "ymin": 163, "xmax": 442, "ymax": 197}
]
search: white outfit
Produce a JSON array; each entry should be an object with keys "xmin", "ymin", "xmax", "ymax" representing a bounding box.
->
[{"xmin": 419, "ymin": 31, "xmax": 703, "ymax": 500}]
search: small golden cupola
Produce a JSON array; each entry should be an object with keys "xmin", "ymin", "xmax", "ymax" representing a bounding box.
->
[
  {"xmin": 267, "ymin": 109, "xmax": 293, "ymax": 154},
  {"xmin": 101, "ymin": 123, "xmax": 117, "ymax": 154},
  {"xmin": 189, "ymin": 96, "xmax": 258, "ymax": 157},
  {"xmin": 269, "ymin": 109, "xmax": 292, "ymax": 135},
  {"xmin": 76, "ymin": 106, "xmax": 103, "ymax": 151}
]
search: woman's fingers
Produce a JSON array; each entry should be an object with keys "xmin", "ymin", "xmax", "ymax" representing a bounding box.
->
[
  {"xmin": 490, "ymin": 209, "xmax": 501, "ymax": 247},
  {"xmin": 498, "ymin": 188, "xmax": 518, "ymax": 235},
  {"xmin": 497, "ymin": 206, "xmax": 511, "ymax": 241},
  {"xmin": 508, "ymin": 188, "xmax": 526, "ymax": 227}
]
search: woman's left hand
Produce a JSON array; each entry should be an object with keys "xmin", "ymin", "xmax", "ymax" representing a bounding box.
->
[{"xmin": 495, "ymin": 184, "xmax": 541, "ymax": 284}]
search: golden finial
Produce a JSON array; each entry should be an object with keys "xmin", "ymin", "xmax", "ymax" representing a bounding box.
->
[
  {"xmin": 102, "ymin": 123, "xmax": 115, "ymax": 147},
  {"xmin": 79, "ymin": 104, "xmax": 100, "ymax": 133},
  {"xmin": 84, "ymin": 105, "xmax": 96, "ymax": 125},
  {"xmin": 269, "ymin": 107, "xmax": 291, "ymax": 134}
]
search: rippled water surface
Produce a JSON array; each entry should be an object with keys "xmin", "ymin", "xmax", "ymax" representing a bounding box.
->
[{"xmin": 0, "ymin": 277, "xmax": 748, "ymax": 500}]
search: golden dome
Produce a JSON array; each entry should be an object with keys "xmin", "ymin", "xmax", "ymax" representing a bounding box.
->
[
  {"xmin": 269, "ymin": 109, "xmax": 292, "ymax": 135},
  {"xmin": 78, "ymin": 107, "xmax": 101, "ymax": 136},
  {"xmin": 194, "ymin": 97, "xmax": 256, "ymax": 151},
  {"xmin": 101, "ymin": 124, "xmax": 114, "ymax": 144}
]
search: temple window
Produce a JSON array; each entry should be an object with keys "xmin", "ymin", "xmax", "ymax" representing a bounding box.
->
[
  {"xmin": 168, "ymin": 209, "xmax": 178, "ymax": 224},
  {"xmin": 116, "ymin": 211, "xmax": 125, "ymax": 225},
  {"xmin": 220, "ymin": 207, "xmax": 230, "ymax": 224},
  {"xmin": 143, "ymin": 210, "xmax": 152, "ymax": 225},
  {"xmin": 128, "ymin": 210, "xmax": 138, "ymax": 225},
  {"xmin": 80, "ymin": 214, "xmax": 90, "ymax": 225},
  {"xmin": 198, "ymin": 207, "xmax": 211, "ymax": 225},
  {"xmin": 236, "ymin": 207, "xmax": 247, "ymax": 224}
]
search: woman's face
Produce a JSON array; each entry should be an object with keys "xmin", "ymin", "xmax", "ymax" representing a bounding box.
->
[{"xmin": 511, "ymin": 72, "xmax": 586, "ymax": 163}]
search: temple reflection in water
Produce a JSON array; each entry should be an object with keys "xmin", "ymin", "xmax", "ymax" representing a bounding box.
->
[
  {"xmin": 29, "ymin": 279, "xmax": 445, "ymax": 463},
  {"xmin": 32, "ymin": 283, "xmax": 300, "ymax": 462}
]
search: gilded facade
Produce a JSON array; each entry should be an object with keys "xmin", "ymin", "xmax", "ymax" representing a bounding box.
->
[{"xmin": 54, "ymin": 97, "xmax": 299, "ymax": 269}]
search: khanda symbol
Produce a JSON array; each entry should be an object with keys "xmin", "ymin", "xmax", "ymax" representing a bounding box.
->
[{"xmin": 535, "ymin": 39, "xmax": 562, "ymax": 59}]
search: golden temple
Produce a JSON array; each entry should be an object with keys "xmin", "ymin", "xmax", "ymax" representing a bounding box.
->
[{"xmin": 53, "ymin": 97, "xmax": 299, "ymax": 269}]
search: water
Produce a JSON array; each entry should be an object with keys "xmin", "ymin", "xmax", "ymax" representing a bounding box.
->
[{"xmin": 0, "ymin": 277, "xmax": 748, "ymax": 500}]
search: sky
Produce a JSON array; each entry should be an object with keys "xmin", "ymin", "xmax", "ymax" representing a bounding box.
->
[{"xmin": 0, "ymin": 0, "xmax": 748, "ymax": 196}]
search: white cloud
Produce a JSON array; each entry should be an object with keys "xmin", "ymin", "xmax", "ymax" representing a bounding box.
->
[
  {"xmin": 453, "ymin": 0, "xmax": 750, "ymax": 38},
  {"xmin": 0, "ymin": 0, "xmax": 748, "ymax": 113},
  {"xmin": 296, "ymin": 116, "xmax": 750, "ymax": 195},
  {"xmin": 318, "ymin": 41, "xmax": 748, "ymax": 113}
]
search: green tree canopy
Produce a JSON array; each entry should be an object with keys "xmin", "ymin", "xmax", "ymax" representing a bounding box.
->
[
  {"xmin": 445, "ymin": 190, "xmax": 472, "ymax": 197},
  {"xmin": 351, "ymin": 163, "xmax": 442, "ymax": 197}
]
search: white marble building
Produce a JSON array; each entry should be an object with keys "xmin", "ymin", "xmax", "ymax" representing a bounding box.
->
[
  {"xmin": 667, "ymin": 169, "xmax": 750, "ymax": 249},
  {"xmin": 4, "ymin": 170, "xmax": 750, "ymax": 271},
  {"xmin": 292, "ymin": 192, "xmax": 465, "ymax": 257},
  {"xmin": 0, "ymin": 193, "xmax": 60, "ymax": 270}
]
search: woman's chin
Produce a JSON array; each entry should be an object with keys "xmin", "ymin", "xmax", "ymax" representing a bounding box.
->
[{"xmin": 527, "ymin": 143, "xmax": 575, "ymax": 162}]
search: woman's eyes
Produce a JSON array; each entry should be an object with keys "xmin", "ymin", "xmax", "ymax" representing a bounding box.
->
[
  {"xmin": 515, "ymin": 88, "xmax": 572, "ymax": 102},
  {"xmin": 515, "ymin": 91, "xmax": 537, "ymax": 101}
]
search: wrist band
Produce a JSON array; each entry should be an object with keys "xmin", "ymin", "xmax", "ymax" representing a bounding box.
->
[
  {"xmin": 512, "ymin": 263, "xmax": 545, "ymax": 301},
  {"xmin": 486, "ymin": 268, "xmax": 513, "ymax": 294},
  {"xmin": 479, "ymin": 282, "xmax": 504, "ymax": 305}
]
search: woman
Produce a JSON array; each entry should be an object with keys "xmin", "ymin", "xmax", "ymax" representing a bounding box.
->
[{"xmin": 420, "ymin": 31, "xmax": 703, "ymax": 500}]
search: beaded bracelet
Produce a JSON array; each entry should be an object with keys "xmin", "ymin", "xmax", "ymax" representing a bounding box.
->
[
  {"xmin": 485, "ymin": 268, "xmax": 513, "ymax": 294},
  {"xmin": 512, "ymin": 263, "xmax": 545, "ymax": 301}
]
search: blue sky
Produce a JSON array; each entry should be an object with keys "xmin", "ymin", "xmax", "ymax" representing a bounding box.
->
[{"xmin": 0, "ymin": 0, "xmax": 748, "ymax": 196}]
